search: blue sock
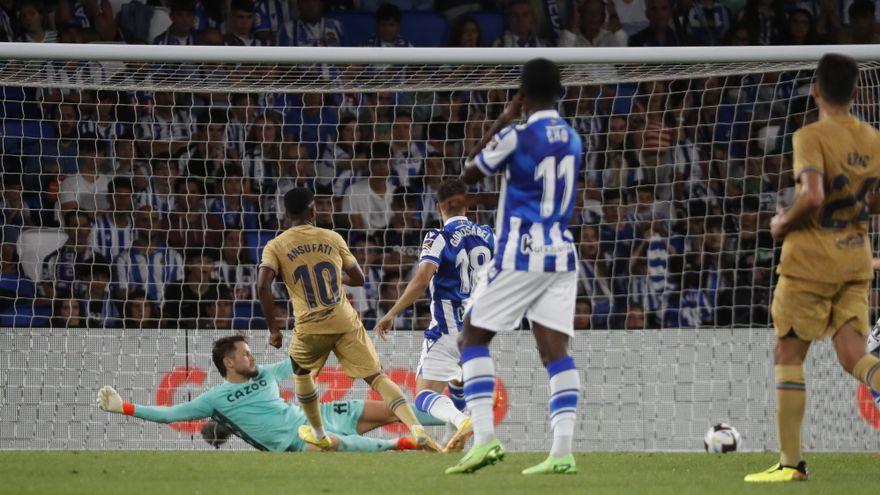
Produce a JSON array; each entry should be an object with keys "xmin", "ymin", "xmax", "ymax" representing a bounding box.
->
[
  {"xmin": 462, "ymin": 345, "xmax": 495, "ymax": 446},
  {"xmin": 335, "ymin": 434, "xmax": 395, "ymax": 452},
  {"xmin": 415, "ymin": 389, "xmax": 466, "ymax": 427},
  {"xmin": 448, "ymin": 382, "xmax": 466, "ymax": 412},
  {"xmin": 547, "ymin": 355, "xmax": 580, "ymax": 458}
]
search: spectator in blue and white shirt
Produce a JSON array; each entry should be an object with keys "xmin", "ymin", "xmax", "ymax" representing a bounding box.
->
[
  {"xmin": 91, "ymin": 177, "xmax": 135, "ymax": 261},
  {"xmin": 577, "ymin": 225, "xmax": 622, "ymax": 329},
  {"xmin": 242, "ymin": 112, "xmax": 285, "ymax": 196},
  {"xmin": 255, "ymin": 0, "xmax": 296, "ymax": 43},
  {"xmin": 153, "ymin": 0, "xmax": 198, "ymax": 45},
  {"xmin": 136, "ymin": 91, "xmax": 194, "ymax": 159},
  {"xmin": 366, "ymin": 4, "xmax": 414, "ymax": 46},
  {"xmin": 280, "ymin": 0, "xmax": 345, "ymax": 46},
  {"xmin": 416, "ymin": 152, "xmax": 445, "ymax": 226},
  {"xmin": 44, "ymin": 103, "xmax": 81, "ymax": 175},
  {"xmin": 81, "ymin": 261, "xmax": 118, "ymax": 328},
  {"xmin": 224, "ymin": 0, "xmax": 271, "ymax": 46},
  {"xmin": 194, "ymin": 0, "xmax": 224, "ymax": 32},
  {"xmin": 112, "ymin": 206, "xmax": 184, "ymax": 303},
  {"xmin": 209, "ymin": 165, "xmax": 260, "ymax": 233},
  {"xmin": 493, "ymin": 0, "xmax": 548, "ymax": 47},
  {"xmin": 214, "ymin": 229, "xmax": 259, "ymax": 302},
  {"xmin": 684, "ymin": 0, "xmax": 731, "ymax": 44},
  {"xmin": 390, "ymin": 112, "xmax": 427, "ymax": 187},
  {"xmin": 79, "ymin": 90, "xmax": 132, "ymax": 160},
  {"xmin": 41, "ymin": 210, "xmax": 98, "ymax": 300},
  {"xmin": 284, "ymin": 93, "xmax": 338, "ymax": 158},
  {"xmin": 316, "ymin": 115, "xmax": 362, "ymax": 195},
  {"xmin": 135, "ymin": 159, "xmax": 178, "ymax": 218},
  {"xmin": 18, "ymin": 1, "xmax": 58, "ymax": 43}
]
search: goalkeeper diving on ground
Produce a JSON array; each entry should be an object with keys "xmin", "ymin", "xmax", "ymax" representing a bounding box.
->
[{"xmin": 97, "ymin": 335, "xmax": 442, "ymax": 452}]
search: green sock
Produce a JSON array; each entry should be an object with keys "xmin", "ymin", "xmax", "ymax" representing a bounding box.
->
[
  {"xmin": 415, "ymin": 409, "xmax": 446, "ymax": 426},
  {"xmin": 335, "ymin": 435, "xmax": 395, "ymax": 452}
]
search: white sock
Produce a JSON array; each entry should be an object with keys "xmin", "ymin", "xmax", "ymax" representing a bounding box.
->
[
  {"xmin": 547, "ymin": 356, "xmax": 580, "ymax": 458},
  {"xmin": 462, "ymin": 345, "xmax": 496, "ymax": 446},
  {"xmin": 416, "ymin": 390, "xmax": 468, "ymax": 428}
]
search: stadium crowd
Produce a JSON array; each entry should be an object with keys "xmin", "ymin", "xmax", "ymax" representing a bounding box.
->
[{"xmin": 0, "ymin": 0, "xmax": 878, "ymax": 330}]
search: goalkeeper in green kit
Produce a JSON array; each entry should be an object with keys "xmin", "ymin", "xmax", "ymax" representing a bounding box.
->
[{"xmin": 97, "ymin": 335, "xmax": 441, "ymax": 452}]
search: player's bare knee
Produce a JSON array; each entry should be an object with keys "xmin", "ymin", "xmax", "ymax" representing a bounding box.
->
[
  {"xmin": 833, "ymin": 324, "xmax": 867, "ymax": 375},
  {"xmin": 774, "ymin": 332, "xmax": 809, "ymax": 365}
]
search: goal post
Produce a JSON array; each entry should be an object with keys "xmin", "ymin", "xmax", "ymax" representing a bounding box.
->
[{"xmin": 0, "ymin": 43, "xmax": 879, "ymax": 451}]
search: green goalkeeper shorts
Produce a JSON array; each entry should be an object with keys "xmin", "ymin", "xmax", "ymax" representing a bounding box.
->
[{"xmin": 287, "ymin": 400, "xmax": 366, "ymax": 452}]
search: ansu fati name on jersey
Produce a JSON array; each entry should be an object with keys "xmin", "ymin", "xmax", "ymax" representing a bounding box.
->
[
  {"xmin": 470, "ymin": 110, "xmax": 583, "ymax": 273},
  {"xmin": 286, "ymin": 243, "xmax": 333, "ymax": 261}
]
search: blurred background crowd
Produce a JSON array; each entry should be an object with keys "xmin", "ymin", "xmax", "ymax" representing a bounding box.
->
[{"xmin": 0, "ymin": 0, "xmax": 879, "ymax": 331}]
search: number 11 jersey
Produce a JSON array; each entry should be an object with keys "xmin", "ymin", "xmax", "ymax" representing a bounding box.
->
[
  {"xmin": 470, "ymin": 109, "xmax": 583, "ymax": 273},
  {"xmin": 260, "ymin": 224, "xmax": 361, "ymax": 334},
  {"xmin": 420, "ymin": 216, "xmax": 494, "ymax": 339}
]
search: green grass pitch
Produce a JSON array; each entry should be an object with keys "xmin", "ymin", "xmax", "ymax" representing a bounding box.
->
[{"xmin": 0, "ymin": 451, "xmax": 876, "ymax": 495}]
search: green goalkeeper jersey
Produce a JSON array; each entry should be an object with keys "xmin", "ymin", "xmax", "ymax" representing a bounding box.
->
[{"xmin": 132, "ymin": 359, "xmax": 306, "ymax": 451}]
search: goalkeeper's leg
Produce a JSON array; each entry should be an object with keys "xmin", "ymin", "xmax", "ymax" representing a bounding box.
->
[
  {"xmin": 355, "ymin": 399, "xmax": 443, "ymax": 435},
  {"xmin": 365, "ymin": 372, "xmax": 440, "ymax": 451},
  {"xmin": 301, "ymin": 433, "xmax": 425, "ymax": 452},
  {"xmin": 334, "ymin": 325, "xmax": 440, "ymax": 450}
]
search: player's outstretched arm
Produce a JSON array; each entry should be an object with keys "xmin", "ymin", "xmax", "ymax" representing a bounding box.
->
[
  {"xmin": 374, "ymin": 262, "xmax": 437, "ymax": 340},
  {"xmin": 97, "ymin": 385, "xmax": 213, "ymax": 423},
  {"xmin": 770, "ymin": 170, "xmax": 824, "ymax": 240}
]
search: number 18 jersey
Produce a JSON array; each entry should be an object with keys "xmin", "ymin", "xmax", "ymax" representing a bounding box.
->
[
  {"xmin": 260, "ymin": 224, "xmax": 361, "ymax": 334},
  {"xmin": 470, "ymin": 109, "xmax": 582, "ymax": 273},
  {"xmin": 419, "ymin": 216, "xmax": 494, "ymax": 339}
]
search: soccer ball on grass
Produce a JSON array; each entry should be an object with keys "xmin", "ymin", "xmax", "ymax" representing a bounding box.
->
[{"xmin": 704, "ymin": 423, "xmax": 741, "ymax": 453}]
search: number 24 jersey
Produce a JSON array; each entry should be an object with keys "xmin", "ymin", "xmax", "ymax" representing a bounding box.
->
[{"xmin": 779, "ymin": 114, "xmax": 880, "ymax": 283}]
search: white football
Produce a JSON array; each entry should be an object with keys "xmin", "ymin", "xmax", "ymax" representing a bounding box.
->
[{"xmin": 704, "ymin": 423, "xmax": 742, "ymax": 453}]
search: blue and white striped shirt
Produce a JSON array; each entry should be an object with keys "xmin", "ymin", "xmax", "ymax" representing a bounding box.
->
[
  {"xmin": 137, "ymin": 110, "xmax": 194, "ymax": 143},
  {"xmin": 152, "ymin": 29, "xmax": 198, "ymax": 45},
  {"xmin": 113, "ymin": 243, "xmax": 184, "ymax": 302},
  {"xmin": 90, "ymin": 214, "xmax": 135, "ymax": 261},
  {"xmin": 419, "ymin": 216, "xmax": 494, "ymax": 339},
  {"xmin": 470, "ymin": 110, "xmax": 582, "ymax": 272}
]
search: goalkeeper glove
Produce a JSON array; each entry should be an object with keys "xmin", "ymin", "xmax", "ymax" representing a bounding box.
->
[{"xmin": 97, "ymin": 386, "xmax": 134, "ymax": 415}]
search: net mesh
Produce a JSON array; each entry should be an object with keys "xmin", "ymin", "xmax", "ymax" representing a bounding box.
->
[{"xmin": 0, "ymin": 53, "xmax": 879, "ymax": 332}]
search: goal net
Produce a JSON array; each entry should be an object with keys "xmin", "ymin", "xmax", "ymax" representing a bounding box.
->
[{"xmin": 1, "ymin": 44, "xmax": 879, "ymax": 452}]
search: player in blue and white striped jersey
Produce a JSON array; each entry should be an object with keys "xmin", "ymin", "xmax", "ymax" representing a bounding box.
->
[
  {"xmin": 374, "ymin": 179, "xmax": 494, "ymax": 453},
  {"xmin": 447, "ymin": 59, "xmax": 582, "ymax": 475}
]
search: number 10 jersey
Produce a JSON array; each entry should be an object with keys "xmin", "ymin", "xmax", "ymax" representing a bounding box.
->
[{"xmin": 261, "ymin": 224, "xmax": 362, "ymax": 334}]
